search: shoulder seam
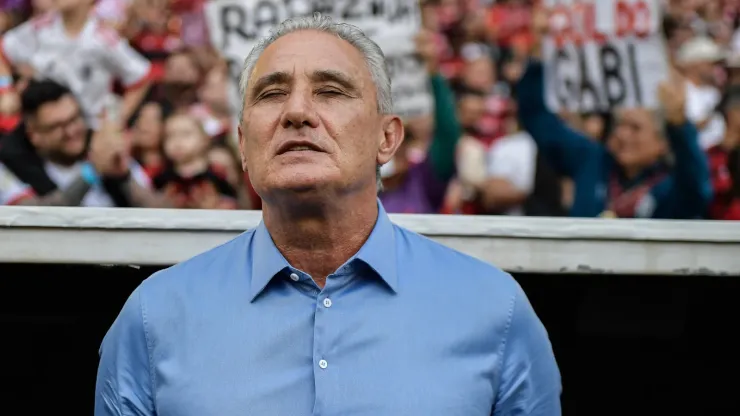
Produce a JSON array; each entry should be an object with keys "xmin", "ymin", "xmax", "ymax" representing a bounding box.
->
[
  {"xmin": 138, "ymin": 287, "xmax": 158, "ymax": 412},
  {"xmin": 493, "ymin": 288, "xmax": 518, "ymax": 398}
]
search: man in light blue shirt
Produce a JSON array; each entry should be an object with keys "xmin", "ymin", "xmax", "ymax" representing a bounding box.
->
[{"xmin": 95, "ymin": 13, "xmax": 560, "ymax": 416}]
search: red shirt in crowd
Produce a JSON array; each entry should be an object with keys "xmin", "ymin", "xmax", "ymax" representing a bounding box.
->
[
  {"xmin": 487, "ymin": 3, "xmax": 533, "ymax": 50},
  {"xmin": 131, "ymin": 25, "xmax": 182, "ymax": 82}
]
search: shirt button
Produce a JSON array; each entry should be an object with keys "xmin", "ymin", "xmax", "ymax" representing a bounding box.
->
[
  {"xmin": 289, "ymin": 273, "xmax": 299, "ymax": 282},
  {"xmin": 318, "ymin": 359, "xmax": 328, "ymax": 369},
  {"xmin": 322, "ymin": 298, "xmax": 332, "ymax": 308}
]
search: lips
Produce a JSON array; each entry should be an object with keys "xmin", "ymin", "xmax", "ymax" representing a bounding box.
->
[{"xmin": 277, "ymin": 140, "xmax": 325, "ymax": 155}]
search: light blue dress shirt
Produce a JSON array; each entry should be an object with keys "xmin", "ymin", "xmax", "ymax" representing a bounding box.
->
[{"xmin": 95, "ymin": 204, "xmax": 561, "ymax": 415}]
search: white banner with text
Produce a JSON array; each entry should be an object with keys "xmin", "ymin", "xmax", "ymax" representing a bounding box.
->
[
  {"xmin": 206, "ymin": 0, "xmax": 433, "ymax": 118},
  {"xmin": 542, "ymin": 0, "xmax": 668, "ymax": 113}
]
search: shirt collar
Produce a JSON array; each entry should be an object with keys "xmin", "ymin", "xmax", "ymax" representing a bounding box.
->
[
  {"xmin": 249, "ymin": 221, "xmax": 291, "ymax": 302},
  {"xmin": 351, "ymin": 201, "xmax": 398, "ymax": 293},
  {"xmin": 248, "ymin": 201, "xmax": 398, "ymax": 301}
]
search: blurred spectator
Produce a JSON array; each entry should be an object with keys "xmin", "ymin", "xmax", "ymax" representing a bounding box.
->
[
  {"xmin": 452, "ymin": 98, "xmax": 566, "ymax": 216},
  {"xmin": 481, "ymin": 116, "xmax": 567, "ymax": 217},
  {"xmin": 379, "ymin": 30, "xmax": 461, "ymax": 214},
  {"xmin": 479, "ymin": 129, "xmax": 536, "ymax": 216},
  {"xmin": 455, "ymin": 45, "xmax": 512, "ymax": 146},
  {"xmin": 151, "ymin": 112, "xmax": 237, "ymax": 209},
  {"xmin": 0, "ymin": 0, "xmax": 738, "ymax": 219},
  {"xmin": 0, "ymin": 0, "xmax": 152, "ymax": 128},
  {"xmin": 0, "ymin": 79, "xmax": 166, "ymax": 207},
  {"xmin": 518, "ymin": 61, "xmax": 712, "ymax": 219},
  {"xmin": 677, "ymin": 36, "xmax": 727, "ymax": 149},
  {"xmin": 129, "ymin": 100, "xmax": 167, "ymax": 177},
  {"xmin": 153, "ymin": 48, "xmax": 201, "ymax": 111}
]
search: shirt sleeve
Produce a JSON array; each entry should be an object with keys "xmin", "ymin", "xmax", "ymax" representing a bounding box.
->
[
  {"xmin": 0, "ymin": 162, "xmax": 35, "ymax": 205},
  {"xmin": 95, "ymin": 287, "xmax": 156, "ymax": 416},
  {"xmin": 1, "ymin": 19, "xmax": 38, "ymax": 66},
  {"xmin": 492, "ymin": 283, "xmax": 562, "ymax": 416},
  {"xmin": 101, "ymin": 30, "xmax": 152, "ymax": 88},
  {"xmin": 486, "ymin": 133, "xmax": 538, "ymax": 194}
]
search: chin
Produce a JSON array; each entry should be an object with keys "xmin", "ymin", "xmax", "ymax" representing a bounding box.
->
[
  {"xmin": 64, "ymin": 147, "xmax": 87, "ymax": 161},
  {"xmin": 63, "ymin": 140, "xmax": 86, "ymax": 157},
  {"xmin": 275, "ymin": 176, "xmax": 333, "ymax": 193},
  {"xmin": 268, "ymin": 166, "xmax": 343, "ymax": 195}
]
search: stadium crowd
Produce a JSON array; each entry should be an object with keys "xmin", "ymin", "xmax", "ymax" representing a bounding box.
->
[{"xmin": 0, "ymin": 0, "xmax": 737, "ymax": 219}]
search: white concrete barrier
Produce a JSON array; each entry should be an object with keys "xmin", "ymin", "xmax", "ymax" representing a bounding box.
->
[{"xmin": 1, "ymin": 206, "xmax": 739, "ymax": 275}]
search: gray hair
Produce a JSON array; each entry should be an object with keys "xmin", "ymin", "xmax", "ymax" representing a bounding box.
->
[
  {"xmin": 238, "ymin": 12, "xmax": 392, "ymax": 192},
  {"xmin": 238, "ymin": 13, "xmax": 393, "ymax": 118}
]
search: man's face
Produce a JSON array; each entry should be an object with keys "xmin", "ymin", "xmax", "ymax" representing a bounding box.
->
[
  {"xmin": 609, "ymin": 108, "xmax": 666, "ymax": 169},
  {"xmin": 239, "ymin": 30, "xmax": 403, "ymax": 202},
  {"xmin": 28, "ymin": 95, "xmax": 87, "ymax": 164}
]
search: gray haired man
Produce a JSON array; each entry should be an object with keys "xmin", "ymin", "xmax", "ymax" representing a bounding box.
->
[{"xmin": 95, "ymin": 14, "xmax": 560, "ymax": 416}]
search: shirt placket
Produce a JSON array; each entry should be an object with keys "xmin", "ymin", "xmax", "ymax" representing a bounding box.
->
[{"xmin": 311, "ymin": 268, "xmax": 353, "ymax": 416}]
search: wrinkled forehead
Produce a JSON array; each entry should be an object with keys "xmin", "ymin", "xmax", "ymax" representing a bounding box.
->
[{"xmin": 248, "ymin": 31, "xmax": 373, "ymax": 93}]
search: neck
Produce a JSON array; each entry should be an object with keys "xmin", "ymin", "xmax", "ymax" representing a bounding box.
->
[
  {"xmin": 263, "ymin": 191, "xmax": 379, "ymax": 288},
  {"xmin": 621, "ymin": 164, "xmax": 645, "ymax": 180},
  {"xmin": 61, "ymin": 7, "xmax": 90, "ymax": 36}
]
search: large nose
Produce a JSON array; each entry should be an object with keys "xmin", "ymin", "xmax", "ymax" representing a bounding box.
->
[{"xmin": 279, "ymin": 86, "xmax": 320, "ymax": 130}]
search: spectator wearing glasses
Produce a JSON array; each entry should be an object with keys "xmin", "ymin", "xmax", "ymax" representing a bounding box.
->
[
  {"xmin": 0, "ymin": 79, "xmax": 167, "ymax": 207},
  {"xmin": 677, "ymin": 36, "xmax": 727, "ymax": 150}
]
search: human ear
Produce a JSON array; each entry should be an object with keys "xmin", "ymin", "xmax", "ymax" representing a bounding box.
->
[
  {"xmin": 376, "ymin": 115, "xmax": 404, "ymax": 165},
  {"xmin": 237, "ymin": 124, "xmax": 248, "ymax": 172}
]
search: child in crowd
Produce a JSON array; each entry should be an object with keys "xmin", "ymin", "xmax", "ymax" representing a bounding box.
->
[{"xmin": 152, "ymin": 113, "xmax": 236, "ymax": 209}]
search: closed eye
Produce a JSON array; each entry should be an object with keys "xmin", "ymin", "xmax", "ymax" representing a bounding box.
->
[
  {"xmin": 317, "ymin": 89, "xmax": 344, "ymax": 96},
  {"xmin": 258, "ymin": 90, "xmax": 287, "ymax": 99}
]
